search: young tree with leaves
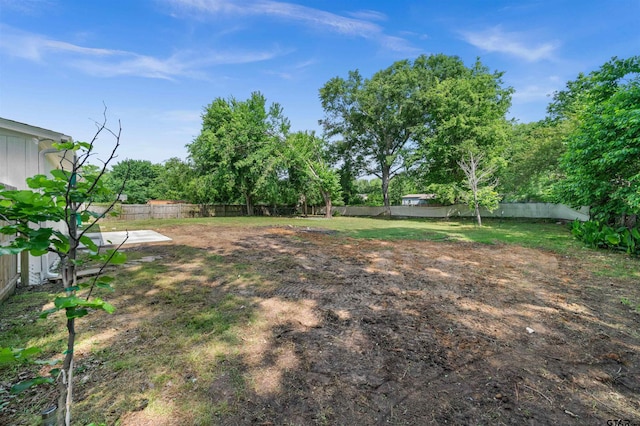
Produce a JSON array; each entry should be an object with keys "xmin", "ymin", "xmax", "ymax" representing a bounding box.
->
[
  {"xmin": 458, "ymin": 151, "xmax": 500, "ymax": 226},
  {"xmin": 0, "ymin": 115, "xmax": 126, "ymax": 425}
]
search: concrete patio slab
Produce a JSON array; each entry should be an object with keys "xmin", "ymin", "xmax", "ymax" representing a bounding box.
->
[{"xmin": 85, "ymin": 230, "xmax": 172, "ymax": 248}]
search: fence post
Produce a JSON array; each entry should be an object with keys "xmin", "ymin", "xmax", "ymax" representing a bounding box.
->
[{"xmin": 20, "ymin": 250, "xmax": 29, "ymax": 286}]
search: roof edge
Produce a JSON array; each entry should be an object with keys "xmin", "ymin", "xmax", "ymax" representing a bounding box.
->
[{"xmin": 0, "ymin": 117, "xmax": 72, "ymax": 142}]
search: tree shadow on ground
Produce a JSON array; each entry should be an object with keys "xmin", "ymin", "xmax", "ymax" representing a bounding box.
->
[{"xmin": 2, "ymin": 224, "xmax": 639, "ymax": 425}]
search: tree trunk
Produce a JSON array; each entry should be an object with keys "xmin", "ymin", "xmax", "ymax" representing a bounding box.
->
[
  {"xmin": 472, "ymin": 182, "xmax": 482, "ymax": 226},
  {"xmin": 244, "ymin": 193, "xmax": 254, "ymax": 216},
  {"xmin": 381, "ymin": 165, "xmax": 391, "ymax": 215},
  {"xmin": 57, "ymin": 197, "xmax": 79, "ymax": 425},
  {"xmin": 298, "ymin": 194, "xmax": 307, "ymax": 218},
  {"xmin": 20, "ymin": 220, "xmax": 29, "ymax": 286},
  {"xmin": 57, "ymin": 318, "xmax": 75, "ymax": 426},
  {"xmin": 322, "ymin": 190, "xmax": 332, "ymax": 219},
  {"xmin": 475, "ymin": 202, "xmax": 482, "ymax": 227}
]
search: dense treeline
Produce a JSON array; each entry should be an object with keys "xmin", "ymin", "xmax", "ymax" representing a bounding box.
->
[{"xmin": 95, "ymin": 54, "xmax": 639, "ymax": 241}]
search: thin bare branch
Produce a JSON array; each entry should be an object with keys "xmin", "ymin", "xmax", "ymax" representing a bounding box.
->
[{"xmin": 85, "ymin": 231, "xmax": 129, "ymax": 301}]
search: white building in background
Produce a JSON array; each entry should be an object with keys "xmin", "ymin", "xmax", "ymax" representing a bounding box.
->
[
  {"xmin": 0, "ymin": 117, "xmax": 73, "ymax": 292},
  {"xmin": 401, "ymin": 193, "xmax": 437, "ymax": 206}
]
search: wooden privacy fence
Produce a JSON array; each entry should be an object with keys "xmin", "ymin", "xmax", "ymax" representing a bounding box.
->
[
  {"xmin": 91, "ymin": 204, "xmax": 300, "ymax": 220},
  {"xmin": 0, "ymin": 222, "xmax": 19, "ymax": 302},
  {"xmin": 117, "ymin": 204, "xmax": 245, "ymax": 220},
  {"xmin": 0, "ymin": 183, "xmax": 19, "ymax": 302}
]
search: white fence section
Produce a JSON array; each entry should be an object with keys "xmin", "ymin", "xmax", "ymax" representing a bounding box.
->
[
  {"xmin": 92, "ymin": 202, "xmax": 590, "ymax": 222},
  {"xmin": 331, "ymin": 203, "xmax": 590, "ymax": 222}
]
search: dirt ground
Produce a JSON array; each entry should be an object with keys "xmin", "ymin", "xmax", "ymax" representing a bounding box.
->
[{"xmin": 4, "ymin": 224, "xmax": 640, "ymax": 425}]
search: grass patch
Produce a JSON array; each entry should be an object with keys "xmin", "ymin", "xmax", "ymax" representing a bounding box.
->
[
  {"xmin": 102, "ymin": 215, "xmax": 638, "ymax": 278},
  {"xmin": 335, "ymin": 217, "xmax": 579, "ymax": 251},
  {"xmin": 181, "ymin": 294, "xmax": 250, "ymax": 337},
  {"xmin": 102, "ymin": 215, "xmax": 577, "ymax": 250}
]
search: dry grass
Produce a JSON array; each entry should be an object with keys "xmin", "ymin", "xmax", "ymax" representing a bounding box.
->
[{"xmin": 1, "ymin": 219, "xmax": 639, "ymax": 425}]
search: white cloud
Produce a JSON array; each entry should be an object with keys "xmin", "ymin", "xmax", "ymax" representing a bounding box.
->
[
  {"xmin": 294, "ymin": 59, "xmax": 316, "ymax": 70},
  {"xmin": 0, "ymin": 25, "xmax": 123, "ymax": 61},
  {"xmin": 347, "ymin": 9, "xmax": 387, "ymax": 22},
  {"xmin": 72, "ymin": 55, "xmax": 183, "ymax": 80},
  {"xmin": 511, "ymin": 84, "xmax": 556, "ymax": 102},
  {"xmin": 0, "ymin": 25, "xmax": 284, "ymax": 79},
  {"xmin": 254, "ymin": 1, "xmax": 381, "ymax": 35},
  {"xmin": 44, "ymin": 40, "xmax": 128, "ymax": 57},
  {"xmin": 263, "ymin": 58, "xmax": 317, "ymax": 80},
  {"xmin": 461, "ymin": 26, "xmax": 559, "ymax": 62},
  {"xmin": 163, "ymin": 0, "xmax": 417, "ymax": 53}
]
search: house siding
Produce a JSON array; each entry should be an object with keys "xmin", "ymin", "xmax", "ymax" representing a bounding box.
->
[{"xmin": 0, "ymin": 119, "xmax": 72, "ymax": 286}]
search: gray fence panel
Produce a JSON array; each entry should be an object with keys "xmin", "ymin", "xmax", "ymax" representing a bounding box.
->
[{"xmin": 91, "ymin": 202, "xmax": 590, "ymax": 222}]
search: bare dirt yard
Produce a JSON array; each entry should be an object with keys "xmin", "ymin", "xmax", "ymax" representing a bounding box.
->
[{"xmin": 3, "ymin": 223, "xmax": 640, "ymax": 425}]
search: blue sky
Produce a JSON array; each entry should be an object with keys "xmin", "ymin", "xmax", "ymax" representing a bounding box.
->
[{"xmin": 1, "ymin": 0, "xmax": 638, "ymax": 164}]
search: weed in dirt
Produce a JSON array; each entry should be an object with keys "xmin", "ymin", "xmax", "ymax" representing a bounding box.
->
[{"xmin": 620, "ymin": 297, "xmax": 640, "ymax": 313}]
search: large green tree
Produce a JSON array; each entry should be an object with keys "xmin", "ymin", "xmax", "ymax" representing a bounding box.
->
[
  {"xmin": 419, "ymin": 59, "xmax": 512, "ymax": 188},
  {"xmin": 188, "ymin": 92, "xmax": 290, "ymax": 215},
  {"xmin": 319, "ymin": 54, "xmax": 511, "ymax": 209},
  {"xmin": 319, "ymin": 56, "xmax": 434, "ymax": 209},
  {"xmin": 107, "ymin": 159, "xmax": 160, "ymax": 204},
  {"xmin": 499, "ymin": 120, "xmax": 569, "ymax": 202},
  {"xmin": 551, "ymin": 56, "xmax": 640, "ymax": 224},
  {"xmin": 153, "ymin": 157, "xmax": 194, "ymax": 202},
  {"xmin": 284, "ymin": 131, "xmax": 342, "ymax": 218}
]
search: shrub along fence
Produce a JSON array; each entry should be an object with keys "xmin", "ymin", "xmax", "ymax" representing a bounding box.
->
[{"xmin": 92, "ymin": 202, "xmax": 589, "ymax": 222}]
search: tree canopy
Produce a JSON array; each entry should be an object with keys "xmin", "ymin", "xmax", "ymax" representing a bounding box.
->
[
  {"xmin": 319, "ymin": 56, "xmax": 432, "ymax": 208},
  {"xmin": 187, "ymin": 91, "xmax": 290, "ymax": 214},
  {"xmin": 499, "ymin": 120, "xmax": 568, "ymax": 202},
  {"xmin": 153, "ymin": 157, "xmax": 194, "ymax": 202},
  {"xmin": 420, "ymin": 60, "xmax": 512, "ymax": 186},
  {"xmin": 107, "ymin": 159, "xmax": 160, "ymax": 204},
  {"xmin": 284, "ymin": 131, "xmax": 342, "ymax": 218},
  {"xmin": 551, "ymin": 56, "xmax": 640, "ymax": 223},
  {"xmin": 319, "ymin": 54, "xmax": 512, "ymax": 209}
]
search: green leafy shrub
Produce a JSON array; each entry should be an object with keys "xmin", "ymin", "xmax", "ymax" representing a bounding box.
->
[{"xmin": 571, "ymin": 220, "xmax": 640, "ymax": 255}]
